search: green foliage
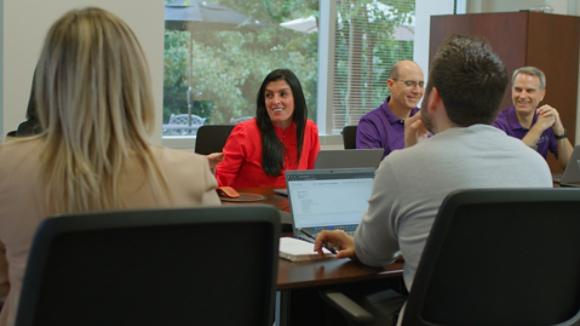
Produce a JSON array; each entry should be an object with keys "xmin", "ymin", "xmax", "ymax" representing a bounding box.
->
[
  {"xmin": 163, "ymin": 0, "xmax": 318, "ymax": 126},
  {"xmin": 163, "ymin": 0, "xmax": 415, "ymax": 132}
]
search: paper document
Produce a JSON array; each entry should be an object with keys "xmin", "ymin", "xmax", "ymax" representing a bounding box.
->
[{"xmin": 279, "ymin": 237, "xmax": 336, "ymax": 262}]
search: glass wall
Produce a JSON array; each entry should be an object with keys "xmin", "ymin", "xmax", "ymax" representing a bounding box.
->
[
  {"xmin": 331, "ymin": 0, "xmax": 415, "ymax": 133},
  {"xmin": 162, "ymin": 0, "xmax": 459, "ymax": 138},
  {"xmin": 163, "ymin": 0, "xmax": 319, "ymax": 136}
]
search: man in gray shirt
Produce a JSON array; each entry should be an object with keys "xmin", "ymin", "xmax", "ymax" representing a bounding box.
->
[{"xmin": 315, "ymin": 34, "xmax": 552, "ymax": 292}]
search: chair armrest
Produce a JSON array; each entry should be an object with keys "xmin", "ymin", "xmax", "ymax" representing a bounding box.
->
[{"xmin": 320, "ymin": 291, "xmax": 374, "ymax": 324}]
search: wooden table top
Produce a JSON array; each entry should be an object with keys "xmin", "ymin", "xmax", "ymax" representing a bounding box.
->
[
  {"xmin": 220, "ymin": 186, "xmax": 404, "ymax": 290},
  {"xmin": 277, "ymin": 258, "xmax": 404, "ymax": 290},
  {"xmin": 220, "ymin": 186, "xmax": 290, "ymax": 211}
]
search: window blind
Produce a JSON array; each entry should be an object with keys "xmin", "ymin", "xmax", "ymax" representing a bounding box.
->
[{"xmin": 331, "ymin": 0, "xmax": 456, "ymax": 133}]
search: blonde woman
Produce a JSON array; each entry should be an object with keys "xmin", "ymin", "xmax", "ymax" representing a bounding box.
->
[{"xmin": 0, "ymin": 8, "xmax": 220, "ymax": 326}]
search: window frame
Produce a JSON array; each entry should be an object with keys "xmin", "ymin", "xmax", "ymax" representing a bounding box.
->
[{"xmin": 161, "ymin": 0, "xmax": 465, "ymax": 150}]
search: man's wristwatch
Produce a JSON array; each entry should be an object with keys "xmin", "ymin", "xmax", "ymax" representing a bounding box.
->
[{"xmin": 555, "ymin": 129, "xmax": 568, "ymax": 140}]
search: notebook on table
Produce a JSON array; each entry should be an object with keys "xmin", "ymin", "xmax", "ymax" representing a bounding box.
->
[
  {"xmin": 279, "ymin": 237, "xmax": 335, "ymax": 262},
  {"xmin": 286, "ymin": 168, "xmax": 375, "ymax": 241},
  {"xmin": 560, "ymin": 145, "xmax": 580, "ymax": 187},
  {"xmin": 313, "ymin": 149, "xmax": 384, "ymax": 170}
]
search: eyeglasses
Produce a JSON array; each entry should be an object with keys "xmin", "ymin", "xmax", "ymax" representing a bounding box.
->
[{"xmin": 392, "ymin": 79, "xmax": 425, "ymax": 89}]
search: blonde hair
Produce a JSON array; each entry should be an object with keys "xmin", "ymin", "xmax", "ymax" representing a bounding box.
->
[{"xmin": 35, "ymin": 7, "xmax": 168, "ymax": 214}]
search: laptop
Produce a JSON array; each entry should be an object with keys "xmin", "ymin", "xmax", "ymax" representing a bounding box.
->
[
  {"xmin": 560, "ymin": 145, "xmax": 580, "ymax": 187},
  {"xmin": 285, "ymin": 168, "xmax": 375, "ymax": 241},
  {"xmin": 313, "ymin": 149, "xmax": 384, "ymax": 170},
  {"xmin": 274, "ymin": 149, "xmax": 383, "ymax": 196},
  {"xmin": 552, "ymin": 173, "xmax": 563, "ymax": 184}
]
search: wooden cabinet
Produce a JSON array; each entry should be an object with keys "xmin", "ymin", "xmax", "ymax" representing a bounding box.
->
[{"xmin": 430, "ymin": 12, "xmax": 579, "ymax": 172}]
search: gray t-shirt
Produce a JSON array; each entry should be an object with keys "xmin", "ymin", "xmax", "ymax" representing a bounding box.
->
[{"xmin": 354, "ymin": 124, "xmax": 553, "ymax": 290}]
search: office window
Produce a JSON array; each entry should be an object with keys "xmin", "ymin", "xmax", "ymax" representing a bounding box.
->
[
  {"xmin": 331, "ymin": 0, "xmax": 415, "ymax": 132},
  {"xmin": 162, "ymin": 0, "xmax": 460, "ymax": 139},
  {"xmin": 163, "ymin": 0, "xmax": 319, "ymax": 136}
]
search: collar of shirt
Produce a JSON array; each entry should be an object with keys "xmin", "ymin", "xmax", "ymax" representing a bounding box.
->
[
  {"xmin": 273, "ymin": 120, "xmax": 296, "ymax": 137},
  {"xmin": 380, "ymin": 96, "xmax": 420, "ymax": 125},
  {"xmin": 506, "ymin": 105, "xmax": 538, "ymax": 131}
]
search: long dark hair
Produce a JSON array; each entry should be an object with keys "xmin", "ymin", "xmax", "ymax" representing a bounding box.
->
[
  {"xmin": 14, "ymin": 68, "xmax": 42, "ymax": 137},
  {"xmin": 256, "ymin": 69, "xmax": 308, "ymax": 177}
]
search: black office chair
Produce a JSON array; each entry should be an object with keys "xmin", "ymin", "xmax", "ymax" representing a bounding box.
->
[
  {"xmin": 342, "ymin": 125, "xmax": 358, "ymax": 149},
  {"xmin": 194, "ymin": 125, "xmax": 235, "ymax": 155},
  {"xmin": 323, "ymin": 188, "xmax": 580, "ymax": 326},
  {"xmin": 16, "ymin": 205, "xmax": 280, "ymax": 326},
  {"xmin": 401, "ymin": 188, "xmax": 580, "ymax": 326}
]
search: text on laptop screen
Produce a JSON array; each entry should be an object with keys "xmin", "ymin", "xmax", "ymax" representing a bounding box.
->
[{"xmin": 288, "ymin": 177, "xmax": 373, "ymax": 229}]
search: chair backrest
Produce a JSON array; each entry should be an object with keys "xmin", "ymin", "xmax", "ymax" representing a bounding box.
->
[
  {"xmin": 342, "ymin": 125, "xmax": 357, "ymax": 149},
  {"xmin": 402, "ymin": 188, "xmax": 580, "ymax": 326},
  {"xmin": 195, "ymin": 125, "xmax": 235, "ymax": 155},
  {"xmin": 230, "ymin": 116, "xmax": 254, "ymax": 124},
  {"xmin": 169, "ymin": 113, "xmax": 207, "ymax": 126},
  {"xmin": 16, "ymin": 205, "xmax": 280, "ymax": 326}
]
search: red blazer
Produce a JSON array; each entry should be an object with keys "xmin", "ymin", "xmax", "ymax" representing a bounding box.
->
[{"xmin": 216, "ymin": 119, "xmax": 320, "ymax": 188}]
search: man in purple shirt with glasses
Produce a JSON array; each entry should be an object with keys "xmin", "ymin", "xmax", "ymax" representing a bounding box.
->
[
  {"xmin": 356, "ymin": 60, "xmax": 424, "ymax": 159},
  {"xmin": 492, "ymin": 66, "xmax": 573, "ymax": 170}
]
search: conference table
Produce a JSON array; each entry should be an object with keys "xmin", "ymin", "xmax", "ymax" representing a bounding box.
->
[{"xmin": 221, "ymin": 187, "xmax": 404, "ymax": 325}]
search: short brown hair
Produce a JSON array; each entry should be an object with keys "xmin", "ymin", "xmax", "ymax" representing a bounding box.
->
[{"xmin": 426, "ymin": 34, "xmax": 508, "ymax": 126}]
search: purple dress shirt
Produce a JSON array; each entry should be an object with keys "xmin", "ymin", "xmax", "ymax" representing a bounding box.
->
[
  {"xmin": 356, "ymin": 97, "xmax": 420, "ymax": 159},
  {"xmin": 492, "ymin": 106, "xmax": 558, "ymax": 159}
]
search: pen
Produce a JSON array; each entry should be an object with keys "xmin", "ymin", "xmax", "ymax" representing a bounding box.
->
[{"xmin": 298, "ymin": 228, "xmax": 337, "ymax": 254}]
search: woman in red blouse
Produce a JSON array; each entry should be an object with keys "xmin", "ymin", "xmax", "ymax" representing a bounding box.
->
[{"xmin": 216, "ymin": 69, "xmax": 320, "ymax": 188}]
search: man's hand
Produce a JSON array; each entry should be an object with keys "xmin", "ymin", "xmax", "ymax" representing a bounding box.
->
[
  {"xmin": 206, "ymin": 152, "xmax": 224, "ymax": 173},
  {"xmin": 523, "ymin": 105, "xmax": 561, "ymax": 147},
  {"xmin": 314, "ymin": 230, "xmax": 357, "ymax": 260},
  {"xmin": 535, "ymin": 105, "xmax": 562, "ymax": 134},
  {"xmin": 404, "ymin": 111, "xmax": 429, "ymax": 148}
]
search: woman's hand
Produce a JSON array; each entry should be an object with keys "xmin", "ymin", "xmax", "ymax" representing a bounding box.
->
[{"xmin": 206, "ymin": 153, "xmax": 224, "ymax": 174}]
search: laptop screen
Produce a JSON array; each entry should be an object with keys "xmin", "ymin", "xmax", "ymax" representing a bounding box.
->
[
  {"xmin": 286, "ymin": 168, "xmax": 375, "ymax": 238},
  {"xmin": 313, "ymin": 149, "xmax": 384, "ymax": 170},
  {"xmin": 561, "ymin": 145, "xmax": 580, "ymax": 184}
]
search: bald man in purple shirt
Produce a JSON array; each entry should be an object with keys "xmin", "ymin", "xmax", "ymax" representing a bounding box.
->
[
  {"xmin": 492, "ymin": 66, "xmax": 573, "ymax": 170},
  {"xmin": 356, "ymin": 60, "xmax": 424, "ymax": 159}
]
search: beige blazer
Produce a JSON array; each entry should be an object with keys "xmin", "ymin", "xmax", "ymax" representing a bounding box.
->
[{"xmin": 0, "ymin": 138, "xmax": 221, "ymax": 326}]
